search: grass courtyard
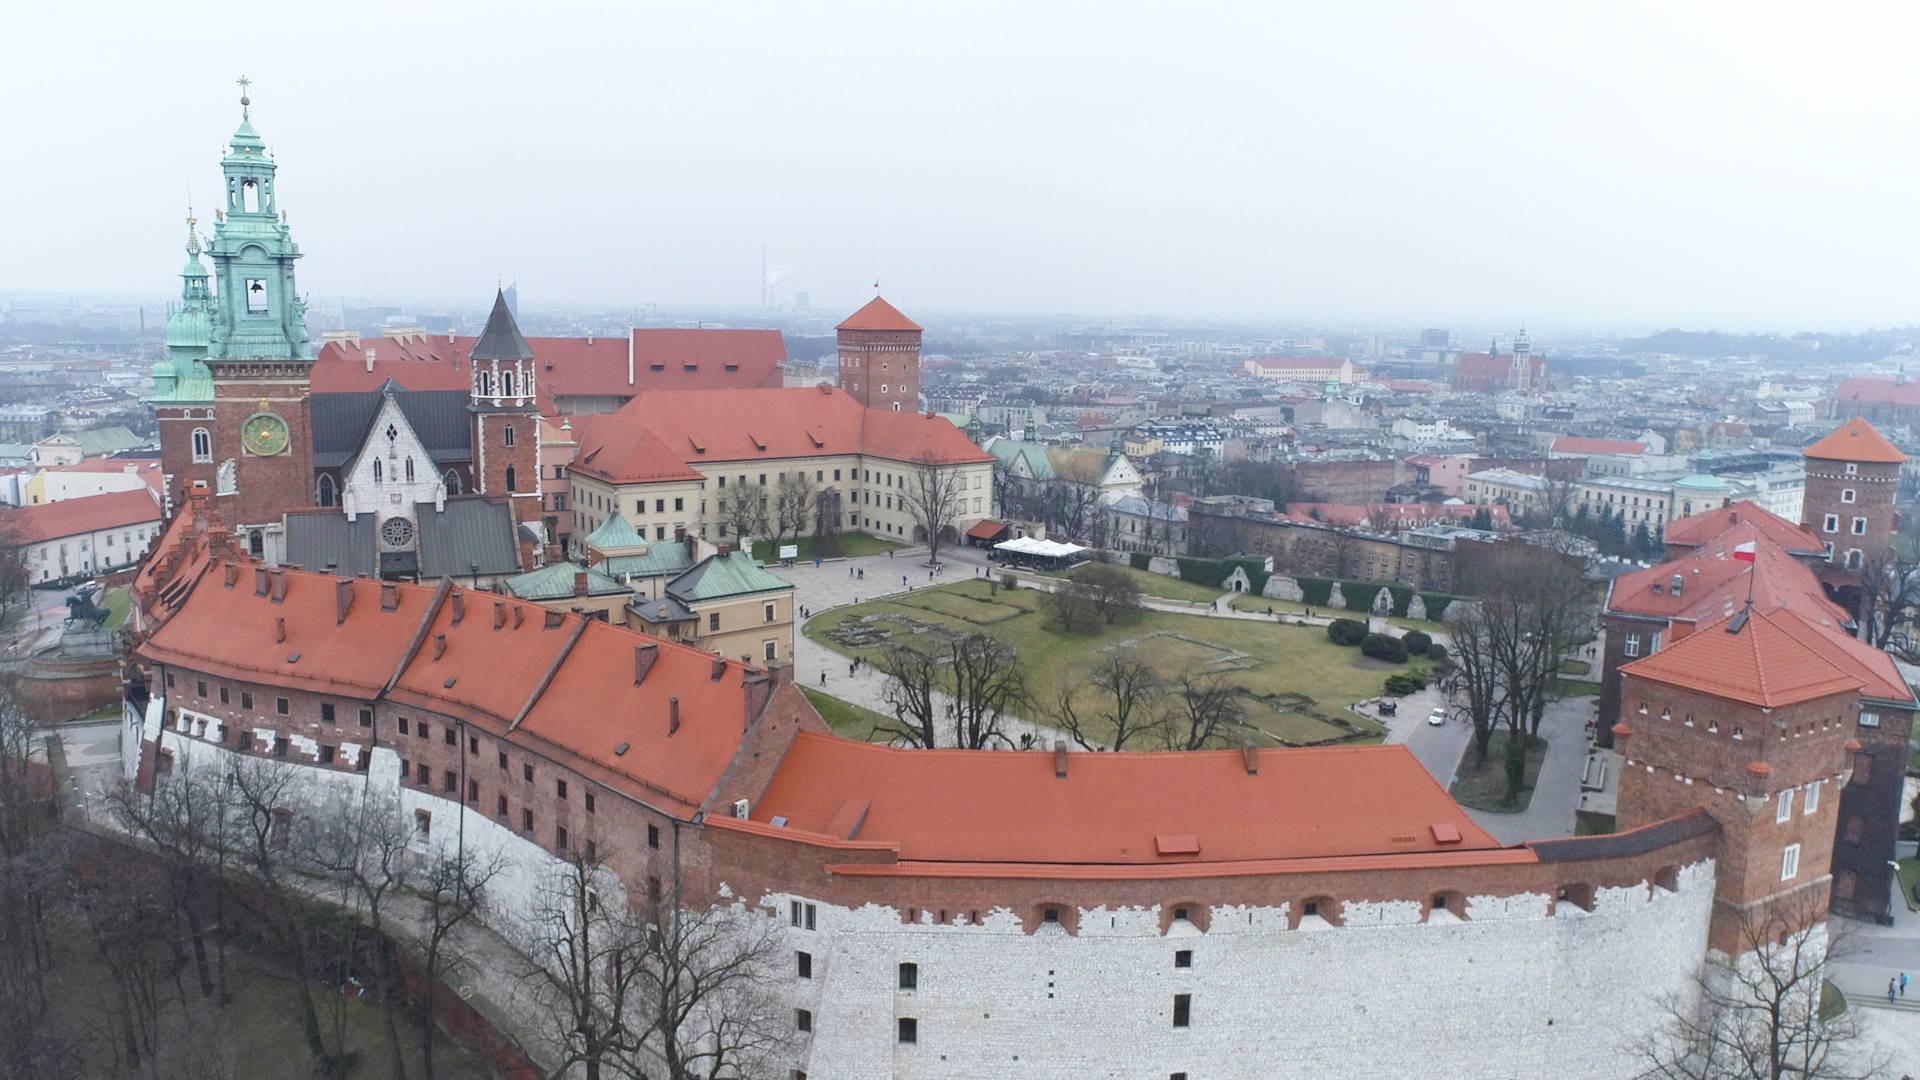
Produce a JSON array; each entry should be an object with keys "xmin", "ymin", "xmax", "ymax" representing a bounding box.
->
[
  {"xmin": 751, "ymin": 533, "xmax": 905, "ymax": 562},
  {"xmin": 1038, "ymin": 563, "xmax": 1226, "ymax": 605},
  {"xmin": 804, "ymin": 579, "xmax": 1405, "ymax": 747},
  {"xmin": 1224, "ymin": 592, "xmax": 1450, "ymax": 636}
]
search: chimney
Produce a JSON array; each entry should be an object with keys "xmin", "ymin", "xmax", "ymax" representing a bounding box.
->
[
  {"xmin": 274, "ymin": 617, "xmax": 286, "ymax": 643},
  {"xmin": 717, "ymin": 543, "xmax": 732, "ymax": 558},
  {"xmin": 668, "ymin": 695, "xmax": 680, "ymax": 736},
  {"xmin": 269, "ymin": 570, "xmax": 288, "ymax": 603},
  {"xmin": 380, "ymin": 583, "xmax": 400, "ymax": 611},
  {"xmin": 587, "ymin": 332, "xmax": 594, "ymax": 346},
  {"xmin": 224, "ymin": 564, "xmax": 240, "ymax": 588},
  {"xmin": 492, "ymin": 602, "xmax": 506, "ymax": 630},
  {"xmin": 711, "ymin": 657, "xmax": 726, "ymax": 681},
  {"xmin": 1670, "ymin": 574, "xmax": 1683, "ymax": 597},
  {"xmin": 633, "ymin": 642, "xmax": 658, "ymax": 685},
  {"xmin": 335, "ymin": 578, "xmax": 354, "ymax": 624},
  {"xmin": 447, "ymin": 328, "xmax": 455, "ymax": 344},
  {"xmin": 432, "ymin": 633, "xmax": 447, "ymax": 660},
  {"xmin": 543, "ymin": 610, "xmax": 565, "ymax": 629},
  {"xmin": 512, "ymin": 606, "xmax": 525, "ymax": 628},
  {"xmin": 364, "ymin": 347, "xmax": 375, "ymax": 373},
  {"xmin": 574, "ymin": 570, "xmax": 589, "ymax": 596},
  {"xmin": 450, "ymin": 591, "xmax": 464, "ymax": 626},
  {"xmin": 254, "ymin": 567, "xmax": 270, "ymax": 596},
  {"xmin": 1053, "ymin": 740, "xmax": 1069, "ymax": 778},
  {"xmin": 742, "ymin": 668, "xmax": 772, "ymax": 731},
  {"xmin": 1242, "ymin": 742, "xmax": 1259, "ymax": 775}
]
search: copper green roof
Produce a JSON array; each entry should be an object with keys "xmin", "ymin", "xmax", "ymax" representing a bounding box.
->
[
  {"xmin": 584, "ymin": 513, "xmax": 645, "ymax": 551},
  {"xmin": 666, "ymin": 551, "xmax": 791, "ymax": 603},
  {"xmin": 599, "ymin": 543, "xmax": 696, "ymax": 579},
  {"xmin": 502, "ymin": 562, "xmax": 630, "ymax": 601}
]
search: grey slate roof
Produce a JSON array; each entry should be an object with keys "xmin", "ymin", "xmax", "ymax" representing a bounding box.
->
[
  {"xmin": 470, "ymin": 289, "xmax": 534, "ymax": 361},
  {"xmin": 283, "ymin": 513, "xmax": 376, "ymax": 576},
  {"xmin": 628, "ymin": 594, "xmax": 695, "ymax": 624},
  {"xmin": 417, "ymin": 496, "xmax": 524, "ymax": 579},
  {"xmin": 311, "ymin": 383, "xmax": 473, "ymax": 469}
]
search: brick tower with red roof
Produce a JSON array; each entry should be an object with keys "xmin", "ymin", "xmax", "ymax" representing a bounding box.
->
[
  {"xmin": 1614, "ymin": 608, "xmax": 1861, "ymax": 954},
  {"xmin": 836, "ymin": 296, "xmax": 922, "ymax": 412},
  {"xmin": 468, "ymin": 289, "xmax": 542, "ymax": 526},
  {"xmin": 1800, "ymin": 418, "xmax": 1904, "ymax": 596}
]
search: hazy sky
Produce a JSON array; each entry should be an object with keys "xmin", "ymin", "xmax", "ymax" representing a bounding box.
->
[{"xmin": 12, "ymin": 1, "xmax": 1920, "ymax": 331}]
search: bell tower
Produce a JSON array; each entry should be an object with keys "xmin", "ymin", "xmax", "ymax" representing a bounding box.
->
[
  {"xmin": 152, "ymin": 208, "xmax": 219, "ymax": 512},
  {"xmin": 469, "ymin": 289, "xmax": 542, "ymax": 527}
]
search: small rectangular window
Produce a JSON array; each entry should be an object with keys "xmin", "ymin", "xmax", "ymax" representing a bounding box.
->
[
  {"xmin": 1852, "ymin": 516, "xmax": 1868, "ymax": 535},
  {"xmin": 1859, "ymin": 711, "xmax": 1881, "ymax": 728},
  {"xmin": 1780, "ymin": 843, "xmax": 1800, "ymax": 881},
  {"xmin": 647, "ymin": 823, "xmax": 659, "ymax": 848},
  {"xmin": 790, "ymin": 900, "xmax": 804, "ymax": 927},
  {"xmin": 444, "ymin": 728, "xmax": 455, "ymax": 746},
  {"xmin": 1172, "ymin": 994, "xmax": 1191, "ymax": 1028},
  {"xmin": 196, "ymin": 680, "xmax": 207, "ymax": 698},
  {"xmin": 795, "ymin": 1009, "xmax": 812, "ymax": 1034},
  {"xmin": 240, "ymin": 690, "xmax": 251, "ymax": 709},
  {"xmin": 498, "ymin": 750, "xmax": 508, "ymax": 770},
  {"xmin": 418, "ymin": 721, "xmax": 429, "ymax": 740},
  {"xmin": 897, "ymin": 1018, "xmax": 917, "ymax": 1045},
  {"xmin": 555, "ymin": 825, "xmax": 569, "ymax": 850},
  {"xmin": 496, "ymin": 795, "xmax": 507, "ymax": 818},
  {"xmin": 806, "ymin": 903, "xmax": 817, "ymax": 930},
  {"xmin": 1804, "ymin": 780, "xmax": 1820, "ymax": 815},
  {"xmin": 556, "ymin": 779, "xmax": 568, "ymax": 800},
  {"xmin": 898, "ymin": 962, "xmax": 918, "ymax": 990},
  {"xmin": 359, "ymin": 707, "xmax": 373, "ymax": 728},
  {"xmin": 586, "ymin": 791, "xmax": 596, "ymax": 814},
  {"xmin": 1174, "ymin": 949, "xmax": 1193, "ymax": 969},
  {"xmin": 219, "ymin": 686, "xmax": 229, "ymax": 704},
  {"xmin": 524, "ymin": 763, "xmax": 534, "ymax": 782},
  {"xmin": 320, "ymin": 703, "xmax": 335, "ymax": 724},
  {"xmin": 415, "ymin": 763, "xmax": 429, "ymax": 785},
  {"xmin": 275, "ymin": 697, "xmax": 289, "ymax": 715},
  {"xmin": 1776, "ymin": 788, "xmax": 1793, "ymax": 823},
  {"xmin": 399, "ymin": 717, "xmax": 410, "ymax": 736},
  {"xmin": 796, "ymin": 951, "xmax": 812, "ymax": 979},
  {"xmin": 522, "ymin": 808, "xmax": 533, "ymax": 832}
]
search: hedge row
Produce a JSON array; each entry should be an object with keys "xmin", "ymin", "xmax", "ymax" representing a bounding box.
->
[
  {"xmin": 1169, "ymin": 556, "xmax": 1271, "ymax": 597},
  {"xmin": 1294, "ymin": 577, "xmax": 1454, "ymax": 620},
  {"xmin": 1129, "ymin": 552, "xmax": 1154, "ymax": 571}
]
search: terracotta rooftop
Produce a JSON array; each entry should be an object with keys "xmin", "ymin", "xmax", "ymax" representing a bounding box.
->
[
  {"xmin": 750, "ymin": 734, "xmax": 1500, "ymax": 867},
  {"xmin": 12, "ymin": 487, "xmax": 161, "ymax": 543},
  {"xmin": 1802, "ymin": 417, "xmax": 1906, "ymax": 465},
  {"xmin": 1550, "ymin": 436, "xmax": 1647, "ymax": 457},
  {"xmin": 836, "ymin": 296, "xmax": 922, "ymax": 333},
  {"xmin": 1833, "ymin": 377, "xmax": 1920, "ymax": 409},
  {"xmin": 603, "ymin": 387, "xmax": 991, "ymax": 467},
  {"xmin": 1606, "ymin": 530, "xmax": 1849, "ymax": 634},
  {"xmin": 1766, "ymin": 609, "xmax": 1914, "ymax": 706},
  {"xmin": 1619, "ymin": 608, "xmax": 1862, "ymax": 708},
  {"xmin": 1663, "ymin": 500, "xmax": 1823, "ymax": 556},
  {"xmin": 570, "ymin": 416, "xmax": 706, "ymax": 485}
]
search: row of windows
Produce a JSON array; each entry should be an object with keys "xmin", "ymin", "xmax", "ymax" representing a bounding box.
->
[
  {"xmin": 1819, "ymin": 513, "xmax": 1870, "ymax": 536},
  {"xmin": 1774, "ymin": 781, "xmax": 1822, "ymax": 823}
]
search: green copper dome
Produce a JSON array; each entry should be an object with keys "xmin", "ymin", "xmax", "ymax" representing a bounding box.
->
[{"xmin": 1673, "ymin": 473, "xmax": 1729, "ymax": 491}]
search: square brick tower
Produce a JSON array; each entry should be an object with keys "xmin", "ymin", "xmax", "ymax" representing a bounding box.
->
[
  {"xmin": 468, "ymin": 290, "xmax": 542, "ymax": 525},
  {"xmin": 1800, "ymin": 417, "xmax": 1904, "ymax": 594},
  {"xmin": 1614, "ymin": 608, "xmax": 1862, "ymax": 955},
  {"xmin": 836, "ymin": 296, "xmax": 923, "ymax": 412}
]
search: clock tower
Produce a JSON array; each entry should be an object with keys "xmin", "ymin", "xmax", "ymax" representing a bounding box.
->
[{"xmin": 201, "ymin": 79, "xmax": 315, "ymax": 545}]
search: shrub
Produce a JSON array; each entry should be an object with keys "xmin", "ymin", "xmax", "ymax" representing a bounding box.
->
[
  {"xmin": 1425, "ymin": 642, "xmax": 1448, "ymax": 664},
  {"xmin": 1298, "ymin": 577, "xmax": 1334, "ymax": 608},
  {"xmin": 1420, "ymin": 593, "xmax": 1453, "ymax": 620},
  {"xmin": 1401, "ymin": 629, "xmax": 1432, "ymax": 656},
  {"xmin": 1361, "ymin": 633, "xmax": 1409, "ymax": 663},
  {"xmin": 1130, "ymin": 552, "xmax": 1153, "ymax": 571},
  {"xmin": 1383, "ymin": 672, "xmax": 1427, "ymax": 696},
  {"xmin": 1326, "ymin": 618, "xmax": 1368, "ymax": 646}
]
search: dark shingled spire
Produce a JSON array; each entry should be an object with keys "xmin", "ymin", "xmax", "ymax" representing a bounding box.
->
[{"xmin": 471, "ymin": 288, "xmax": 534, "ymax": 362}]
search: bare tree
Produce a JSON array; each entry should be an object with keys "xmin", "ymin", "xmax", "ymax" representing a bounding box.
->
[
  {"xmin": 872, "ymin": 641, "xmax": 942, "ymax": 748},
  {"xmin": 417, "ymin": 841, "xmax": 506, "ymax": 1080},
  {"xmin": 1043, "ymin": 576, "xmax": 1103, "ymax": 632},
  {"xmin": 812, "ymin": 488, "xmax": 844, "ymax": 559},
  {"xmin": 771, "ymin": 471, "xmax": 817, "ymax": 545},
  {"xmin": 636, "ymin": 899, "xmax": 789, "ymax": 1080},
  {"xmin": 1856, "ymin": 546, "xmax": 1920, "ymax": 652},
  {"xmin": 109, "ymin": 767, "xmax": 234, "ymax": 1004},
  {"xmin": 528, "ymin": 849, "xmax": 651, "ymax": 1080},
  {"xmin": 308, "ymin": 789, "xmax": 415, "ymax": 1080},
  {"xmin": 1069, "ymin": 563, "xmax": 1144, "ymax": 624},
  {"xmin": 717, "ymin": 483, "xmax": 770, "ymax": 547},
  {"xmin": 1050, "ymin": 650, "xmax": 1162, "ymax": 750},
  {"xmin": 904, "ymin": 452, "xmax": 965, "ymax": 566},
  {"xmin": 1160, "ymin": 674, "xmax": 1249, "ymax": 750},
  {"xmin": 942, "ymin": 632, "xmax": 1027, "ymax": 750},
  {"xmin": 0, "ymin": 508, "xmax": 29, "ymax": 618},
  {"xmin": 1634, "ymin": 890, "xmax": 1888, "ymax": 1079},
  {"xmin": 1445, "ymin": 600, "xmax": 1506, "ymax": 766},
  {"xmin": 0, "ymin": 679, "xmax": 59, "ymax": 1070}
]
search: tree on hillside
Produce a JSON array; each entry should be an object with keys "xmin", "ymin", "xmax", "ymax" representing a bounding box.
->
[
  {"xmin": 904, "ymin": 452, "xmax": 965, "ymax": 566},
  {"xmin": 416, "ymin": 841, "xmax": 504, "ymax": 1080},
  {"xmin": 1043, "ymin": 576, "xmax": 1103, "ymax": 632},
  {"xmin": 308, "ymin": 790, "xmax": 415, "ymax": 1080},
  {"xmin": 1049, "ymin": 650, "xmax": 1162, "ymax": 751},
  {"xmin": 771, "ymin": 471, "xmax": 817, "ymax": 545},
  {"xmin": 1634, "ymin": 889, "xmax": 1887, "ymax": 1079},
  {"xmin": 1160, "ymin": 673, "xmax": 1249, "ymax": 751},
  {"xmin": 0, "ymin": 508, "xmax": 29, "ymax": 617},
  {"xmin": 717, "ymin": 483, "xmax": 770, "ymax": 547}
]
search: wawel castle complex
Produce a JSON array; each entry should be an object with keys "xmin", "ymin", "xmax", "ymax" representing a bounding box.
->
[{"xmin": 121, "ymin": 93, "xmax": 1913, "ymax": 1077}]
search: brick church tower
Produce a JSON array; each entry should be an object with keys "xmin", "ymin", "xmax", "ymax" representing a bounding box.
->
[
  {"xmin": 836, "ymin": 296, "xmax": 923, "ymax": 412},
  {"xmin": 468, "ymin": 289, "xmax": 542, "ymax": 525},
  {"xmin": 1799, "ymin": 417, "xmax": 1904, "ymax": 596},
  {"xmin": 154, "ymin": 82, "xmax": 316, "ymax": 554},
  {"xmin": 1614, "ymin": 609, "xmax": 1859, "ymax": 955}
]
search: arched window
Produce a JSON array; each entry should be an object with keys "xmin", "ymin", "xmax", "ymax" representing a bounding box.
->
[
  {"xmin": 191, "ymin": 428, "xmax": 212, "ymax": 463},
  {"xmin": 316, "ymin": 474, "xmax": 336, "ymax": 507},
  {"xmin": 404, "ymin": 456, "xmax": 415, "ymax": 483},
  {"xmin": 479, "ymin": 370, "xmax": 494, "ymax": 397},
  {"xmin": 502, "ymin": 370, "xmax": 516, "ymax": 397},
  {"xmin": 373, "ymin": 459, "xmax": 383, "ymax": 483},
  {"xmin": 504, "ymin": 465, "xmax": 517, "ymax": 493},
  {"xmin": 503, "ymin": 425, "xmax": 515, "ymax": 448},
  {"xmin": 444, "ymin": 469, "xmax": 461, "ymax": 495}
]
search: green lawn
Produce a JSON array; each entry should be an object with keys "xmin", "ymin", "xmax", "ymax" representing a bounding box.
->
[
  {"xmin": 1449, "ymin": 731, "xmax": 1548, "ymax": 812},
  {"xmin": 1575, "ymin": 811, "xmax": 1617, "ymax": 836},
  {"xmin": 751, "ymin": 533, "xmax": 906, "ymax": 562},
  {"xmin": 805, "ymin": 580, "xmax": 1399, "ymax": 747},
  {"xmin": 1552, "ymin": 678, "xmax": 1601, "ymax": 698},
  {"xmin": 99, "ymin": 586, "xmax": 130, "ymax": 631},
  {"xmin": 802, "ymin": 688, "xmax": 895, "ymax": 739},
  {"xmin": 1898, "ymin": 858, "xmax": 1920, "ymax": 913},
  {"xmin": 1041, "ymin": 563, "xmax": 1226, "ymax": 605}
]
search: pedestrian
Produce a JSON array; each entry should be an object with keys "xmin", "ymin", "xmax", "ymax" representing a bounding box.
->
[
  {"xmin": 902, "ymin": 574, "xmax": 908, "ymax": 587},
  {"xmin": 848, "ymin": 567, "xmax": 854, "ymax": 579},
  {"xmin": 819, "ymin": 671, "xmax": 826, "ymax": 686},
  {"xmin": 1903, "ymin": 971, "xmax": 1910, "ymax": 997},
  {"xmin": 888, "ymin": 549, "xmax": 894, "ymax": 559},
  {"xmin": 1891, "ymin": 977, "xmax": 1899, "ymax": 1005},
  {"xmin": 929, "ymin": 570, "xmax": 935, "ymax": 581},
  {"xmin": 849, "ymin": 661, "xmax": 856, "ymax": 677}
]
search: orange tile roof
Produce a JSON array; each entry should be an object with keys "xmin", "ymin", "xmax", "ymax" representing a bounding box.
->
[
  {"xmin": 12, "ymin": 488, "xmax": 161, "ymax": 543},
  {"xmin": 607, "ymin": 387, "xmax": 991, "ymax": 467},
  {"xmin": 1766, "ymin": 609, "xmax": 1914, "ymax": 706},
  {"xmin": 1550, "ymin": 436, "xmax": 1647, "ymax": 456},
  {"xmin": 1606, "ymin": 531, "xmax": 1849, "ymax": 632},
  {"xmin": 1619, "ymin": 608, "xmax": 1862, "ymax": 708},
  {"xmin": 836, "ymin": 296, "xmax": 922, "ymax": 333},
  {"xmin": 750, "ymin": 734, "xmax": 1499, "ymax": 866},
  {"xmin": 570, "ymin": 416, "xmax": 706, "ymax": 485},
  {"xmin": 1802, "ymin": 417, "xmax": 1906, "ymax": 464},
  {"xmin": 1663, "ymin": 500, "xmax": 1823, "ymax": 556},
  {"xmin": 138, "ymin": 565, "xmax": 768, "ymax": 817}
]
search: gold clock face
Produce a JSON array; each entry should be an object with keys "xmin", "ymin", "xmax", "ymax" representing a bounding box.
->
[{"xmin": 241, "ymin": 411, "xmax": 290, "ymax": 456}]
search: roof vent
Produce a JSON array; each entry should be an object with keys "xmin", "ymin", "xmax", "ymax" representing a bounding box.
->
[
  {"xmin": 380, "ymin": 583, "xmax": 400, "ymax": 611},
  {"xmin": 633, "ymin": 642, "xmax": 658, "ymax": 685},
  {"xmin": 1430, "ymin": 823, "xmax": 1463, "ymax": 845},
  {"xmin": 543, "ymin": 610, "xmax": 565, "ymax": 629},
  {"xmin": 492, "ymin": 602, "xmax": 506, "ymax": 630},
  {"xmin": 1669, "ymin": 574, "xmax": 1683, "ymax": 597},
  {"xmin": 336, "ymin": 578, "xmax": 355, "ymax": 625},
  {"xmin": 1053, "ymin": 739, "xmax": 1069, "ymax": 778},
  {"xmin": 668, "ymin": 695, "xmax": 680, "ymax": 736},
  {"xmin": 1726, "ymin": 608, "xmax": 1751, "ymax": 634},
  {"xmin": 1241, "ymin": 742, "xmax": 1259, "ymax": 775},
  {"xmin": 711, "ymin": 657, "xmax": 726, "ymax": 681},
  {"xmin": 274, "ymin": 617, "xmax": 286, "ymax": 643},
  {"xmin": 732, "ymin": 798, "xmax": 749, "ymax": 819},
  {"xmin": 512, "ymin": 606, "xmax": 524, "ymax": 629},
  {"xmin": 614, "ymin": 741, "xmax": 630, "ymax": 756},
  {"xmin": 432, "ymin": 633, "xmax": 447, "ymax": 660}
]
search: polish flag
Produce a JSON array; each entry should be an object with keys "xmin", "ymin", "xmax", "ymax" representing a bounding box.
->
[{"xmin": 1732, "ymin": 541, "xmax": 1757, "ymax": 563}]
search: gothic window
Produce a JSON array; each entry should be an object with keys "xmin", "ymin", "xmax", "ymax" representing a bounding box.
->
[
  {"xmin": 479, "ymin": 370, "xmax": 493, "ymax": 396},
  {"xmin": 373, "ymin": 459, "xmax": 383, "ymax": 483},
  {"xmin": 380, "ymin": 517, "xmax": 416, "ymax": 548},
  {"xmin": 503, "ymin": 426, "xmax": 515, "ymax": 448},
  {"xmin": 505, "ymin": 466, "xmax": 517, "ymax": 493},
  {"xmin": 405, "ymin": 457, "xmax": 415, "ymax": 482},
  {"xmin": 444, "ymin": 470, "xmax": 462, "ymax": 495},
  {"xmin": 191, "ymin": 428, "xmax": 212, "ymax": 463},
  {"xmin": 316, "ymin": 474, "xmax": 336, "ymax": 507},
  {"xmin": 502, "ymin": 370, "xmax": 516, "ymax": 397}
]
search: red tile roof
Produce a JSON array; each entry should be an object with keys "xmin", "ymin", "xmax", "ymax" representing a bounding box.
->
[
  {"xmin": 1550, "ymin": 436, "xmax": 1647, "ymax": 456},
  {"xmin": 1767, "ymin": 609, "xmax": 1914, "ymax": 706},
  {"xmin": 1620, "ymin": 608, "xmax": 1862, "ymax": 708},
  {"xmin": 12, "ymin": 488, "xmax": 160, "ymax": 543},
  {"xmin": 1802, "ymin": 417, "xmax": 1905, "ymax": 464},
  {"xmin": 570, "ymin": 417, "xmax": 706, "ymax": 485},
  {"xmin": 1662, "ymin": 501, "xmax": 1823, "ymax": 556},
  {"xmin": 836, "ymin": 296, "xmax": 922, "ymax": 333},
  {"xmin": 1606, "ymin": 530, "xmax": 1849, "ymax": 634},
  {"xmin": 138, "ymin": 565, "xmax": 770, "ymax": 817},
  {"xmin": 312, "ymin": 329, "xmax": 786, "ymax": 410},
  {"xmin": 1833, "ymin": 377, "xmax": 1920, "ymax": 408},
  {"xmin": 604, "ymin": 387, "xmax": 991, "ymax": 467},
  {"xmin": 750, "ymin": 733, "xmax": 1499, "ymax": 867}
]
